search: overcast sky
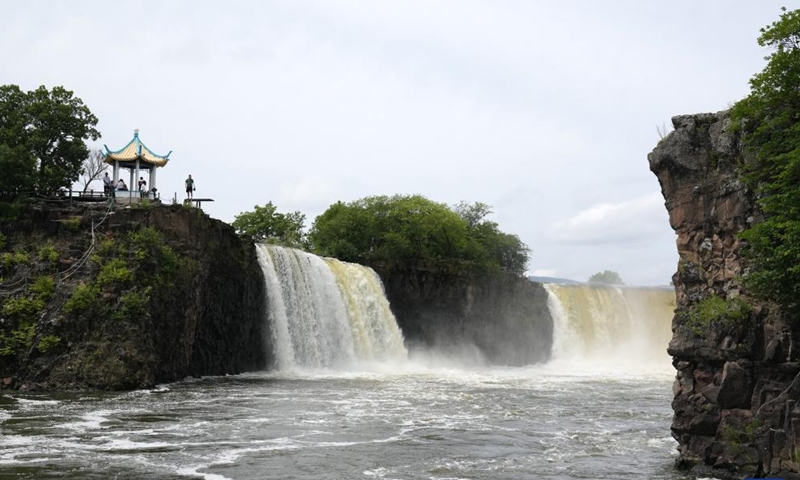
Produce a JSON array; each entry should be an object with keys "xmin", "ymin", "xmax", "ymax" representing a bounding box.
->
[{"xmin": 2, "ymin": 1, "xmax": 788, "ymax": 285}]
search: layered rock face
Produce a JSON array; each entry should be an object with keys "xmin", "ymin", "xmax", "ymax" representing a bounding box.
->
[
  {"xmin": 650, "ymin": 111, "xmax": 800, "ymax": 478},
  {"xmin": 0, "ymin": 202, "xmax": 266, "ymax": 390},
  {"xmin": 376, "ymin": 267, "xmax": 553, "ymax": 365}
]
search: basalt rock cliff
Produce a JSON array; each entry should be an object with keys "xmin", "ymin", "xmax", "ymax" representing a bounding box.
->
[
  {"xmin": 375, "ymin": 266, "xmax": 553, "ymax": 365},
  {"xmin": 650, "ymin": 111, "xmax": 800, "ymax": 478},
  {"xmin": 0, "ymin": 202, "xmax": 266, "ymax": 390}
]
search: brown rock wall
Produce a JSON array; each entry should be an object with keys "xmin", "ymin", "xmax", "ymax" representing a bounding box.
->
[{"xmin": 650, "ymin": 110, "xmax": 800, "ymax": 478}]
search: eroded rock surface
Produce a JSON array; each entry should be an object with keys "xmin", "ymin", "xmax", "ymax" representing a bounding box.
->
[{"xmin": 650, "ymin": 111, "xmax": 800, "ymax": 478}]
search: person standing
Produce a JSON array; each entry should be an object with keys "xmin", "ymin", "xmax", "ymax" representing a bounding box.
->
[
  {"xmin": 185, "ymin": 174, "xmax": 195, "ymax": 199},
  {"xmin": 138, "ymin": 177, "xmax": 147, "ymax": 198},
  {"xmin": 102, "ymin": 172, "xmax": 113, "ymax": 196}
]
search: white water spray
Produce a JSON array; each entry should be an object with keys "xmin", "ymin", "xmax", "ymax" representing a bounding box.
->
[
  {"xmin": 256, "ymin": 245, "xmax": 407, "ymax": 370},
  {"xmin": 544, "ymin": 284, "xmax": 674, "ymax": 370}
]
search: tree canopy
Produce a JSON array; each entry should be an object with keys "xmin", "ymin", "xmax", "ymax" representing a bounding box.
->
[
  {"xmin": 308, "ymin": 195, "xmax": 530, "ymax": 275},
  {"xmin": 588, "ymin": 270, "xmax": 624, "ymax": 285},
  {"xmin": 232, "ymin": 202, "xmax": 306, "ymax": 248},
  {"xmin": 0, "ymin": 85, "xmax": 100, "ymax": 195},
  {"xmin": 731, "ymin": 8, "xmax": 800, "ymax": 313}
]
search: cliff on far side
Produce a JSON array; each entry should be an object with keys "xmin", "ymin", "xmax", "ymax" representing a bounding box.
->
[
  {"xmin": 650, "ymin": 111, "xmax": 800, "ymax": 479},
  {"xmin": 375, "ymin": 266, "xmax": 553, "ymax": 366}
]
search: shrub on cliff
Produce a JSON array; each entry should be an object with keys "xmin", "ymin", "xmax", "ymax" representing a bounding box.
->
[
  {"xmin": 309, "ymin": 195, "xmax": 530, "ymax": 275},
  {"xmin": 731, "ymin": 7, "xmax": 800, "ymax": 314},
  {"xmin": 232, "ymin": 202, "xmax": 306, "ymax": 248}
]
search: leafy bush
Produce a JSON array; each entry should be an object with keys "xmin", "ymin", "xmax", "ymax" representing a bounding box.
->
[
  {"xmin": 97, "ymin": 258, "xmax": 133, "ymax": 287},
  {"xmin": 1, "ymin": 251, "xmax": 29, "ymax": 269},
  {"xmin": 37, "ymin": 335, "xmax": 61, "ymax": 353},
  {"xmin": 62, "ymin": 217, "xmax": 81, "ymax": 231},
  {"xmin": 37, "ymin": 244, "xmax": 59, "ymax": 265},
  {"xmin": 232, "ymin": 202, "xmax": 306, "ymax": 247},
  {"xmin": 1, "ymin": 296, "xmax": 44, "ymax": 323},
  {"xmin": 0, "ymin": 323, "xmax": 35, "ymax": 356},
  {"xmin": 0, "ymin": 231, "xmax": 6, "ymax": 249},
  {"xmin": 113, "ymin": 287, "xmax": 152, "ymax": 320},
  {"xmin": 684, "ymin": 295, "xmax": 752, "ymax": 336},
  {"xmin": 64, "ymin": 283, "xmax": 100, "ymax": 314},
  {"xmin": 29, "ymin": 275, "xmax": 55, "ymax": 302}
]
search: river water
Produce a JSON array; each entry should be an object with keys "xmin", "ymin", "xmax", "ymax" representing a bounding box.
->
[
  {"xmin": 1, "ymin": 249, "xmax": 690, "ymax": 479},
  {"xmin": 0, "ymin": 360, "xmax": 690, "ymax": 480}
]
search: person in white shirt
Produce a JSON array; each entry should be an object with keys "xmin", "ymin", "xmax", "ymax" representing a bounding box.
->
[{"xmin": 102, "ymin": 172, "xmax": 113, "ymax": 196}]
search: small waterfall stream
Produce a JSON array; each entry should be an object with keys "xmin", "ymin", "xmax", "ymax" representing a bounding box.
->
[
  {"xmin": 544, "ymin": 284, "xmax": 675, "ymax": 368},
  {"xmin": 256, "ymin": 244, "xmax": 407, "ymax": 370}
]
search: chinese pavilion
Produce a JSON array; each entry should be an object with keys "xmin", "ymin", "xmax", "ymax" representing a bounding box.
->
[{"xmin": 102, "ymin": 129, "xmax": 171, "ymax": 196}]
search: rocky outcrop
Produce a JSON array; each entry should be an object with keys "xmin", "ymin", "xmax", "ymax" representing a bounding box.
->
[
  {"xmin": 650, "ymin": 111, "xmax": 800, "ymax": 478},
  {"xmin": 0, "ymin": 202, "xmax": 266, "ymax": 390},
  {"xmin": 375, "ymin": 267, "xmax": 553, "ymax": 365}
]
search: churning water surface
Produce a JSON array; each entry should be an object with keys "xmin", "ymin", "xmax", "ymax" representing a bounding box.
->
[
  {"xmin": 2, "ymin": 250, "xmax": 687, "ymax": 479},
  {"xmin": 0, "ymin": 360, "xmax": 692, "ymax": 480}
]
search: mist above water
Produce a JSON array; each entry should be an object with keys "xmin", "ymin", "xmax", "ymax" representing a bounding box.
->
[{"xmin": 545, "ymin": 284, "xmax": 675, "ymax": 373}]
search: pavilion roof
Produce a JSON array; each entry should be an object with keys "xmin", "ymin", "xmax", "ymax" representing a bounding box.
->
[{"xmin": 103, "ymin": 129, "xmax": 171, "ymax": 167}]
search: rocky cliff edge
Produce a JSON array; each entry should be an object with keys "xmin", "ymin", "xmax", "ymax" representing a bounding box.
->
[{"xmin": 650, "ymin": 111, "xmax": 800, "ymax": 478}]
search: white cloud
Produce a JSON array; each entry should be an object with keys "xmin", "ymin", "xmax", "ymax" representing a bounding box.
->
[{"xmin": 549, "ymin": 193, "xmax": 670, "ymax": 246}]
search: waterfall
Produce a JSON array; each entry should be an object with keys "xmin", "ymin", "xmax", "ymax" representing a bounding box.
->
[
  {"xmin": 255, "ymin": 244, "xmax": 407, "ymax": 370},
  {"xmin": 544, "ymin": 284, "xmax": 675, "ymax": 367}
]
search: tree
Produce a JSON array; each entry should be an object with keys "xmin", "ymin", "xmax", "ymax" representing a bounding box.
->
[
  {"xmin": 79, "ymin": 149, "xmax": 107, "ymax": 192},
  {"xmin": 731, "ymin": 8, "xmax": 800, "ymax": 314},
  {"xmin": 588, "ymin": 270, "xmax": 624, "ymax": 285},
  {"xmin": 309, "ymin": 195, "xmax": 530, "ymax": 275},
  {"xmin": 0, "ymin": 85, "xmax": 100, "ymax": 195},
  {"xmin": 232, "ymin": 202, "xmax": 306, "ymax": 247}
]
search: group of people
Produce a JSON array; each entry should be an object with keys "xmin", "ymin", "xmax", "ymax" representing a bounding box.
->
[{"xmin": 101, "ymin": 172, "xmax": 195, "ymax": 199}]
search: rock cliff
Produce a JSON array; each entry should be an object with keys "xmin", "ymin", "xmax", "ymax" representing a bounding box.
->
[
  {"xmin": 0, "ymin": 202, "xmax": 266, "ymax": 390},
  {"xmin": 650, "ymin": 111, "xmax": 800, "ymax": 478},
  {"xmin": 375, "ymin": 266, "xmax": 553, "ymax": 365}
]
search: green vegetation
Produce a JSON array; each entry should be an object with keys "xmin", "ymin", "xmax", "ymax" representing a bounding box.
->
[
  {"xmin": 38, "ymin": 244, "xmax": 59, "ymax": 265},
  {"xmin": 36, "ymin": 335, "xmax": 62, "ymax": 353},
  {"xmin": 97, "ymin": 258, "xmax": 134, "ymax": 287},
  {"xmin": 309, "ymin": 195, "xmax": 529, "ymax": 275},
  {"xmin": 0, "ymin": 84, "xmax": 100, "ymax": 195},
  {"xmin": 588, "ymin": 270, "xmax": 624, "ymax": 285},
  {"xmin": 1, "ymin": 251, "xmax": 29, "ymax": 271},
  {"xmin": 232, "ymin": 202, "xmax": 306, "ymax": 247},
  {"xmin": 731, "ymin": 8, "xmax": 800, "ymax": 314},
  {"xmin": 684, "ymin": 295, "xmax": 752, "ymax": 336},
  {"xmin": 64, "ymin": 283, "xmax": 101, "ymax": 314},
  {"xmin": 29, "ymin": 276, "xmax": 55, "ymax": 302},
  {"xmin": 62, "ymin": 217, "xmax": 81, "ymax": 231}
]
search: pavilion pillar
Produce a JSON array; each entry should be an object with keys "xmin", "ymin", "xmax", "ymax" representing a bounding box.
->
[
  {"xmin": 134, "ymin": 159, "xmax": 141, "ymax": 194},
  {"xmin": 113, "ymin": 161, "xmax": 120, "ymax": 183},
  {"xmin": 149, "ymin": 168, "xmax": 156, "ymax": 193}
]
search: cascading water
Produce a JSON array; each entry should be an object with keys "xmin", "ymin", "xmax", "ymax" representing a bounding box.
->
[
  {"xmin": 256, "ymin": 244, "xmax": 407, "ymax": 370},
  {"xmin": 544, "ymin": 283, "xmax": 675, "ymax": 369}
]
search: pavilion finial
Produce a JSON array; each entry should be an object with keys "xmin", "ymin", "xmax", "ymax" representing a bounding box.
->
[{"xmin": 134, "ymin": 128, "xmax": 139, "ymax": 137}]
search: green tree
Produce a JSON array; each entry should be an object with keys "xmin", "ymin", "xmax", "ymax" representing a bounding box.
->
[
  {"xmin": 731, "ymin": 7, "xmax": 800, "ymax": 313},
  {"xmin": 309, "ymin": 195, "xmax": 530, "ymax": 275},
  {"xmin": 588, "ymin": 270, "xmax": 624, "ymax": 285},
  {"xmin": 232, "ymin": 202, "xmax": 306, "ymax": 247},
  {"xmin": 0, "ymin": 84, "xmax": 100, "ymax": 195}
]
